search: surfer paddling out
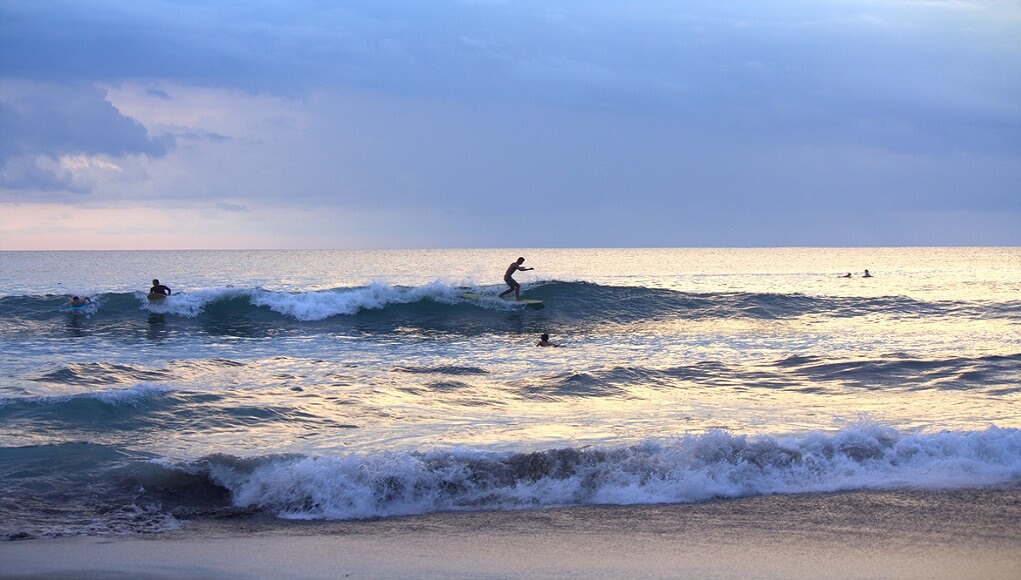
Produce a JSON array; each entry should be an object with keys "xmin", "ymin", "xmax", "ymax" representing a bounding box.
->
[
  {"xmin": 67, "ymin": 295, "xmax": 92, "ymax": 308},
  {"xmin": 148, "ymin": 279, "xmax": 172, "ymax": 300},
  {"xmin": 498, "ymin": 257, "xmax": 533, "ymax": 301}
]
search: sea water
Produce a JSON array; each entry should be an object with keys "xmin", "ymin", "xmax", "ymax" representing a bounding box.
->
[{"xmin": 0, "ymin": 248, "xmax": 1018, "ymax": 538}]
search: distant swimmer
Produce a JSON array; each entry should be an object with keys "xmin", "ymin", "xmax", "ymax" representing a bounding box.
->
[
  {"xmin": 863, "ymin": 269, "xmax": 873, "ymax": 278},
  {"xmin": 536, "ymin": 333, "xmax": 561, "ymax": 347},
  {"xmin": 149, "ymin": 279, "xmax": 172, "ymax": 298},
  {"xmin": 839, "ymin": 273, "xmax": 852, "ymax": 278},
  {"xmin": 67, "ymin": 295, "xmax": 92, "ymax": 307},
  {"xmin": 498, "ymin": 257, "xmax": 534, "ymax": 301}
]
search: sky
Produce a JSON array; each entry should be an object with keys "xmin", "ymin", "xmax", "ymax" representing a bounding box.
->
[{"xmin": 1, "ymin": 0, "xmax": 1019, "ymax": 249}]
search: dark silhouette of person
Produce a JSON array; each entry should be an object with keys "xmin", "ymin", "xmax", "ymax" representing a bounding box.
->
[
  {"xmin": 149, "ymin": 279, "xmax": 172, "ymax": 296},
  {"xmin": 536, "ymin": 333, "xmax": 561, "ymax": 347},
  {"xmin": 67, "ymin": 295, "xmax": 92, "ymax": 307},
  {"xmin": 498, "ymin": 257, "xmax": 533, "ymax": 300}
]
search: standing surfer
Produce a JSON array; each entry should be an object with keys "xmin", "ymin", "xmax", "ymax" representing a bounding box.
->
[{"xmin": 498, "ymin": 257, "xmax": 533, "ymax": 301}]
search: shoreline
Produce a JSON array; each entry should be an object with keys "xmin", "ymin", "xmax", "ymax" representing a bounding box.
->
[{"xmin": 3, "ymin": 487, "xmax": 1019, "ymax": 579}]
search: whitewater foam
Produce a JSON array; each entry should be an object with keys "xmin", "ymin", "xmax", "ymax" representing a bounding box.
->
[
  {"xmin": 250, "ymin": 281, "xmax": 465, "ymax": 320},
  {"xmin": 140, "ymin": 287, "xmax": 249, "ymax": 317},
  {"xmin": 199, "ymin": 424, "xmax": 1021, "ymax": 521},
  {"xmin": 137, "ymin": 282, "xmax": 476, "ymax": 321},
  {"xmin": 0, "ymin": 384, "xmax": 175, "ymax": 408}
]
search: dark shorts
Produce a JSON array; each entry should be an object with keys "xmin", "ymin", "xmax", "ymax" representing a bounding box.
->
[{"xmin": 504, "ymin": 275, "xmax": 519, "ymax": 289}]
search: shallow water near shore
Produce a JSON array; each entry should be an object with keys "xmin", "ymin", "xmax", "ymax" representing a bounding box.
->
[
  {"xmin": 1, "ymin": 247, "xmax": 1019, "ymax": 540},
  {"xmin": 3, "ymin": 487, "xmax": 1019, "ymax": 579}
]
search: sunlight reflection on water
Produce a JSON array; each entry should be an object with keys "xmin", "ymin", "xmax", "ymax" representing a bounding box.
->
[{"xmin": 1, "ymin": 247, "xmax": 1018, "ymax": 457}]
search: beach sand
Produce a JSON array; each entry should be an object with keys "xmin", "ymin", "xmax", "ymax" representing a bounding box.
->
[{"xmin": 3, "ymin": 488, "xmax": 1019, "ymax": 579}]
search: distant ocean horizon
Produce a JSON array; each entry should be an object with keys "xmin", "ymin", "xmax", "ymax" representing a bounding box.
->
[
  {"xmin": 1, "ymin": 247, "xmax": 1018, "ymax": 539},
  {"xmin": 5, "ymin": 244, "xmax": 1017, "ymax": 251}
]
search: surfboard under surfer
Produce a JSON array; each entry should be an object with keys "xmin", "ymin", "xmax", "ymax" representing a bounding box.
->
[{"xmin": 498, "ymin": 257, "xmax": 533, "ymax": 301}]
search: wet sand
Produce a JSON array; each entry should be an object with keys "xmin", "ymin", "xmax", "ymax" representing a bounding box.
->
[{"xmin": 3, "ymin": 488, "xmax": 1019, "ymax": 579}]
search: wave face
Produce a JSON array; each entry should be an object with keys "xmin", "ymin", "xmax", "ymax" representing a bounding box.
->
[
  {"xmin": 3, "ymin": 281, "xmax": 1018, "ymax": 338},
  {"xmin": 2, "ymin": 424, "xmax": 1018, "ymax": 539}
]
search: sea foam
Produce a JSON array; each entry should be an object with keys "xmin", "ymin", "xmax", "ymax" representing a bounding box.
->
[
  {"xmin": 199, "ymin": 423, "xmax": 1021, "ymax": 521},
  {"xmin": 139, "ymin": 282, "xmax": 473, "ymax": 321},
  {"xmin": 0, "ymin": 384, "xmax": 175, "ymax": 408}
]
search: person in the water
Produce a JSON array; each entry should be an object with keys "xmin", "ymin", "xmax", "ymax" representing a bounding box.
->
[
  {"xmin": 67, "ymin": 296, "xmax": 92, "ymax": 307},
  {"xmin": 149, "ymin": 279, "xmax": 172, "ymax": 296},
  {"xmin": 536, "ymin": 333, "xmax": 560, "ymax": 347},
  {"xmin": 863, "ymin": 269, "xmax": 873, "ymax": 278},
  {"xmin": 498, "ymin": 257, "xmax": 533, "ymax": 301}
]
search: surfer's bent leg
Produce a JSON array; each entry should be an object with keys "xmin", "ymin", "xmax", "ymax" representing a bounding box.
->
[{"xmin": 499, "ymin": 275, "xmax": 518, "ymax": 298}]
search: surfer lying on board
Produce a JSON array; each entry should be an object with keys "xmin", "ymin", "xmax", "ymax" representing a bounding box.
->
[
  {"xmin": 149, "ymin": 279, "xmax": 172, "ymax": 297},
  {"xmin": 536, "ymin": 333, "xmax": 561, "ymax": 347},
  {"xmin": 498, "ymin": 257, "xmax": 533, "ymax": 301},
  {"xmin": 67, "ymin": 296, "xmax": 92, "ymax": 307}
]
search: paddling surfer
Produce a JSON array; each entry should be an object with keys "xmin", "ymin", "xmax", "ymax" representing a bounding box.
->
[
  {"xmin": 149, "ymin": 279, "xmax": 172, "ymax": 297},
  {"xmin": 498, "ymin": 257, "xmax": 533, "ymax": 301},
  {"xmin": 67, "ymin": 296, "xmax": 92, "ymax": 307}
]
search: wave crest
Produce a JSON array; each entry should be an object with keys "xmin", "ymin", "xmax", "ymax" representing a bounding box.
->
[{"xmin": 3, "ymin": 282, "xmax": 1018, "ymax": 327}]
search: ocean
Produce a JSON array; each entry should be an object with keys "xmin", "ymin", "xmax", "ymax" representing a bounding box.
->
[{"xmin": 1, "ymin": 247, "xmax": 1019, "ymax": 541}]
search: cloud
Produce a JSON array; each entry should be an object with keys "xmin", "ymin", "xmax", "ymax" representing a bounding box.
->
[
  {"xmin": 145, "ymin": 88, "xmax": 173, "ymax": 100},
  {"xmin": 0, "ymin": 1, "xmax": 1018, "ymax": 247},
  {"xmin": 216, "ymin": 202, "xmax": 248, "ymax": 212},
  {"xmin": 3, "ymin": 3, "xmax": 1017, "ymax": 137},
  {"xmin": 0, "ymin": 155, "xmax": 84, "ymax": 192},
  {"xmin": 0, "ymin": 84, "xmax": 170, "ymax": 158},
  {"xmin": 0, "ymin": 83, "xmax": 173, "ymax": 195}
]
